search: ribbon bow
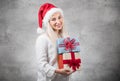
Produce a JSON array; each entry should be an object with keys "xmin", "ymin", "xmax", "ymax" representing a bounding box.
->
[
  {"xmin": 69, "ymin": 59, "xmax": 81, "ymax": 71},
  {"xmin": 64, "ymin": 37, "xmax": 76, "ymax": 51}
]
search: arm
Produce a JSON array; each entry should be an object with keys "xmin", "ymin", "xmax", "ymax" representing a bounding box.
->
[
  {"xmin": 35, "ymin": 36, "xmax": 56, "ymax": 78},
  {"xmin": 55, "ymin": 68, "xmax": 74, "ymax": 75},
  {"xmin": 36, "ymin": 36, "xmax": 73, "ymax": 77}
]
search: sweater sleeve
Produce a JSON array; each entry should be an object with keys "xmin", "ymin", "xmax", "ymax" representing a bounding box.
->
[{"xmin": 35, "ymin": 36, "xmax": 56, "ymax": 78}]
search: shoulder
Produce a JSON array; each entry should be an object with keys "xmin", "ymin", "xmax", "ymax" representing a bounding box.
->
[
  {"xmin": 36, "ymin": 33, "xmax": 49, "ymax": 46},
  {"xmin": 36, "ymin": 33, "xmax": 50, "ymax": 42}
]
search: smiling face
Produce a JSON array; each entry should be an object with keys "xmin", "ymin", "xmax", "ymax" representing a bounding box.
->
[{"xmin": 49, "ymin": 12, "xmax": 64, "ymax": 32}]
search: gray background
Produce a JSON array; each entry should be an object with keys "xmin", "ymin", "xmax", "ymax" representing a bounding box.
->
[{"xmin": 0, "ymin": 0, "xmax": 120, "ymax": 81}]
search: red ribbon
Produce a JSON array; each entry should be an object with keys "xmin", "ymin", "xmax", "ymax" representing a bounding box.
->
[
  {"xmin": 59, "ymin": 37, "xmax": 80, "ymax": 51},
  {"xmin": 64, "ymin": 37, "xmax": 75, "ymax": 50},
  {"xmin": 63, "ymin": 52, "xmax": 81, "ymax": 71}
]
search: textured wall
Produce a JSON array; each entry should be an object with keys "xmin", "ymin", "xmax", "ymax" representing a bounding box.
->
[{"xmin": 0, "ymin": 0, "xmax": 120, "ymax": 81}]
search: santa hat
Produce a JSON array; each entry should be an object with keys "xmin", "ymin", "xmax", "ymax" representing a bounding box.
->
[{"xmin": 37, "ymin": 3, "xmax": 63, "ymax": 33}]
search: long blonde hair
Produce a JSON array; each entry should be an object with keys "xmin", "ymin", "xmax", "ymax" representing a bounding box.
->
[{"xmin": 45, "ymin": 20, "xmax": 68, "ymax": 45}]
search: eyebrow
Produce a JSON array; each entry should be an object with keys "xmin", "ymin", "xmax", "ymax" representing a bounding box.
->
[{"xmin": 52, "ymin": 15, "xmax": 62, "ymax": 18}]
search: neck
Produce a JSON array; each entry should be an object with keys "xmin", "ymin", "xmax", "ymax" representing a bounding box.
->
[
  {"xmin": 55, "ymin": 30, "xmax": 59, "ymax": 35},
  {"xmin": 55, "ymin": 30, "xmax": 62, "ymax": 38}
]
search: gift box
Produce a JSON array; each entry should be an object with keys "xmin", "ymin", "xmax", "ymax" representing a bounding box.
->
[{"xmin": 57, "ymin": 37, "xmax": 81, "ymax": 71}]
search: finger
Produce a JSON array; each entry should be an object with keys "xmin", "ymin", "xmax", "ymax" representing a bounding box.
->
[
  {"xmin": 67, "ymin": 70, "xmax": 75, "ymax": 75},
  {"xmin": 65, "ymin": 70, "xmax": 70, "ymax": 72},
  {"xmin": 64, "ymin": 69, "xmax": 71, "ymax": 72},
  {"xmin": 66, "ymin": 72, "xmax": 72, "ymax": 75}
]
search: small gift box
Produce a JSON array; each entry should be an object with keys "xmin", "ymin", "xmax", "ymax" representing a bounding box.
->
[{"xmin": 57, "ymin": 37, "xmax": 81, "ymax": 71}]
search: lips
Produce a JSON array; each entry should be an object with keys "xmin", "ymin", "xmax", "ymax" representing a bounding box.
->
[
  {"xmin": 56, "ymin": 25, "xmax": 62, "ymax": 29},
  {"xmin": 56, "ymin": 23, "xmax": 62, "ymax": 28},
  {"xmin": 56, "ymin": 25, "xmax": 61, "ymax": 28}
]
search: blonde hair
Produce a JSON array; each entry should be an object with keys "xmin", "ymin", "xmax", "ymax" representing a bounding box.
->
[{"xmin": 46, "ymin": 22, "xmax": 68, "ymax": 45}]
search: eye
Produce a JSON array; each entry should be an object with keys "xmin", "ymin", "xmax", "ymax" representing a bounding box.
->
[
  {"xmin": 51, "ymin": 18, "xmax": 56, "ymax": 21},
  {"xmin": 58, "ymin": 16, "xmax": 62, "ymax": 19}
]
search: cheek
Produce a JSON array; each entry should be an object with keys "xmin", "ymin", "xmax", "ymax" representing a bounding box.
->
[
  {"xmin": 50, "ymin": 22, "xmax": 54, "ymax": 26},
  {"xmin": 52, "ymin": 23, "xmax": 56, "ymax": 27},
  {"xmin": 49, "ymin": 22, "xmax": 56, "ymax": 28},
  {"xmin": 60, "ymin": 19, "xmax": 64, "ymax": 24}
]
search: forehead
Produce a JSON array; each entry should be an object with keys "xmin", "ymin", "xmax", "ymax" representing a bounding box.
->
[{"xmin": 51, "ymin": 12, "xmax": 62, "ymax": 17}]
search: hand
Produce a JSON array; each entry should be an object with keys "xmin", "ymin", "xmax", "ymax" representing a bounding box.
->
[{"xmin": 55, "ymin": 68, "xmax": 74, "ymax": 75}]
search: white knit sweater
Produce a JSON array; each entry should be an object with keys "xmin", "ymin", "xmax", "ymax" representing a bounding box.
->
[{"xmin": 35, "ymin": 33, "xmax": 70, "ymax": 81}]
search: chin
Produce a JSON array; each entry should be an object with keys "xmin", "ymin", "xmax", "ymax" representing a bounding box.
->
[
  {"xmin": 57, "ymin": 28, "xmax": 62, "ymax": 31},
  {"xmin": 55, "ymin": 28, "xmax": 62, "ymax": 31}
]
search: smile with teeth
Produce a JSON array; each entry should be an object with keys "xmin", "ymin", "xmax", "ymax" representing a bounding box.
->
[
  {"xmin": 55, "ymin": 23, "xmax": 62, "ymax": 28},
  {"xmin": 56, "ymin": 25, "xmax": 61, "ymax": 28}
]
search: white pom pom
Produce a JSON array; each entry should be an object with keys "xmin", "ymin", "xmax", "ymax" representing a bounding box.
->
[{"xmin": 37, "ymin": 28, "xmax": 45, "ymax": 34}]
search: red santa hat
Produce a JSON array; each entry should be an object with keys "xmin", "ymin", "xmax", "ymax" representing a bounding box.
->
[{"xmin": 37, "ymin": 3, "xmax": 63, "ymax": 33}]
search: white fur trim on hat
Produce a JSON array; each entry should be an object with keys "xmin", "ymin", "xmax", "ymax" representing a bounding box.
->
[
  {"xmin": 43, "ymin": 8, "xmax": 63, "ymax": 27},
  {"xmin": 37, "ymin": 27, "xmax": 45, "ymax": 34}
]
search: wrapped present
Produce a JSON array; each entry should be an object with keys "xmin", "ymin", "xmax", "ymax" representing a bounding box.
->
[{"xmin": 57, "ymin": 37, "xmax": 81, "ymax": 71}]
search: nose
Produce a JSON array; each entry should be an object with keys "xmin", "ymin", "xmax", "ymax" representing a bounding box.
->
[{"xmin": 56, "ymin": 19, "xmax": 60, "ymax": 24}]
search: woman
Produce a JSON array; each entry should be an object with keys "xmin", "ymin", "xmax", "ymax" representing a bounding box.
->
[{"xmin": 35, "ymin": 3, "xmax": 73, "ymax": 81}]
